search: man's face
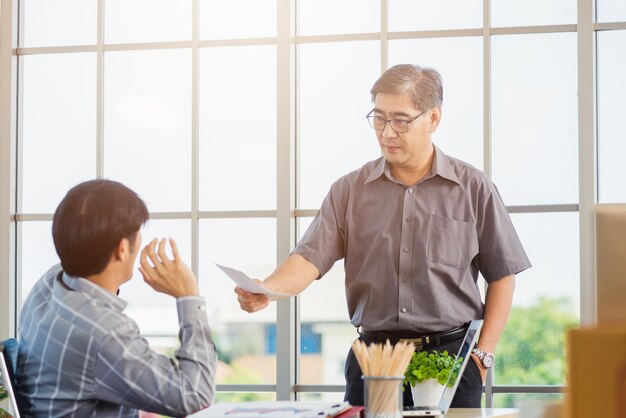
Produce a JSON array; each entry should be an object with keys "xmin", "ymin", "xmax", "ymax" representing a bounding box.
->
[{"xmin": 371, "ymin": 92, "xmax": 438, "ymax": 169}]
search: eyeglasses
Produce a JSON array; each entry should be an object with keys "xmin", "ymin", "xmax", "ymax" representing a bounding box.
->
[{"xmin": 366, "ymin": 109, "xmax": 428, "ymax": 133}]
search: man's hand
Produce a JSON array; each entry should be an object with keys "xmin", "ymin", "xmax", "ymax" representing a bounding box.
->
[
  {"xmin": 471, "ymin": 353, "xmax": 487, "ymax": 385},
  {"xmin": 139, "ymin": 238, "xmax": 199, "ymax": 298},
  {"xmin": 233, "ymin": 254, "xmax": 319, "ymax": 313},
  {"xmin": 234, "ymin": 284, "xmax": 270, "ymax": 313}
]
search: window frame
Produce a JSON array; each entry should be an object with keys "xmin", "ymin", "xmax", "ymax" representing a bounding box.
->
[{"xmin": 0, "ymin": 0, "xmax": 614, "ymax": 405}]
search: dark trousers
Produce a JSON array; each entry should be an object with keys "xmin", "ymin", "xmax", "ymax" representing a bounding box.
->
[{"xmin": 343, "ymin": 336, "xmax": 483, "ymax": 407}]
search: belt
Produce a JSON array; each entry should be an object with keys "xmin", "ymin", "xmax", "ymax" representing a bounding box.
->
[{"xmin": 359, "ymin": 322, "xmax": 469, "ymax": 351}]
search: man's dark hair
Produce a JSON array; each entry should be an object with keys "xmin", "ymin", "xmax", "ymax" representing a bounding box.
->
[{"xmin": 52, "ymin": 179, "xmax": 149, "ymax": 278}]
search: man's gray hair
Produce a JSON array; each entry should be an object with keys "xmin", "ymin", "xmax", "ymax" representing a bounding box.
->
[{"xmin": 370, "ymin": 64, "xmax": 443, "ymax": 111}]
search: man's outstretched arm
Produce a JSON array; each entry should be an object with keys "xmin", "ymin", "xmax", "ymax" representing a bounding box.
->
[{"xmin": 235, "ymin": 254, "xmax": 320, "ymax": 313}]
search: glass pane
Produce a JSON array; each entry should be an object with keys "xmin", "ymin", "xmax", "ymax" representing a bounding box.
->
[
  {"xmin": 297, "ymin": 0, "xmax": 379, "ymax": 36},
  {"xmin": 21, "ymin": 53, "xmax": 96, "ymax": 213},
  {"xmin": 300, "ymin": 392, "xmax": 346, "ymax": 403},
  {"xmin": 199, "ymin": 46, "xmax": 276, "ymax": 211},
  {"xmin": 19, "ymin": 221, "xmax": 59, "ymax": 307},
  {"xmin": 389, "ymin": 0, "xmax": 481, "ymax": 31},
  {"xmin": 494, "ymin": 393, "xmax": 565, "ymax": 409},
  {"xmin": 105, "ymin": 0, "xmax": 192, "ymax": 44},
  {"xmin": 104, "ymin": 49, "xmax": 191, "ymax": 212},
  {"xmin": 596, "ymin": 0, "xmax": 626, "ymax": 23},
  {"xmin": 199, "ymin": 0, "xmax": 276, "ymax": 40},
  {"xmin": 216, "ymin": 392, "xmax": 275, "ymax": 403},
  {"xmin": 298, "ymin": 41, "xmax": 380, "ymax": 209},
  {"xmin": 598, "ymin": 31, "xmax": 626, "ymax": 203},
  {"xmin": 123, "ymin": 219, "xmax": 192, "ymax": 340},
  {"xmin": 199, "ymin": 218, "xmax": 277, "ymax": 384},
  {"xmin": 491, "ymin": 0, "xmax": 576, "ymax": 27},
  {"xmin": 21, "ymin": 0, "xmax": 96, "ymax": 47},
  {"xmin": 389, "ymin": 37, "xmax": 483, "ymax": 170},
  {"xmin": 491, "ymin": 33, "xmax": 578, "ymax": 206},
  {"xmin": 496, "ymin": 212, "xmax": 580, "ymax": 386},
  {"xmin": 298, "ymin": 218, "xmax": 354, "ymax": 385}
]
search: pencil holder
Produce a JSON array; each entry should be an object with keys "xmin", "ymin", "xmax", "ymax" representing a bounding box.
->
[{"xmin": 362, "ymin": 375, "xmax": 403, "ymax": 418}]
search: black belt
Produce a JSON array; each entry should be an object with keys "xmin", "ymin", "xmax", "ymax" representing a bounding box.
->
[{"xmin": 359, "ymin": 322, "xmax": 469, "ymax": 351}]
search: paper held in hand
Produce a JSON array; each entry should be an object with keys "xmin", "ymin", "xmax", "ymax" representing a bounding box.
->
[{"xmin": 216, "ymin": 263, "xmax": 294, "ymax": 299}]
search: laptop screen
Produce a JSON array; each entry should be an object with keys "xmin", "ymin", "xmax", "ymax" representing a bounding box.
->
[
  {"xmin": 0, "ymin": 345, "xmax": 21, "ymax": 418},
  {"xmin": 437, "ymin": 319, "xmax": 483, "ymax": 413}
]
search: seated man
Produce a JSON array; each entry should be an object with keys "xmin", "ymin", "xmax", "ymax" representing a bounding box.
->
[{"xmin": 17, "ymin": 179, "xmax": 216, "ymax": 417}]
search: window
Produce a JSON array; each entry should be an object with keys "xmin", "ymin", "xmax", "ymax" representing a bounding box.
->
[
  {"xmin": 297, "ymin": 40, "xmax": 380, "ymax": 209},
  {"xmin": 20, "ymin": 53, "xmax": 96, "ymax": 213},
  {"xmin": 1, "ymin": 0, "xmax": 620, "ymax": 407},
  {"xmin": 491, "ymin": 33, "xmax": 578, "ymax": 206}
]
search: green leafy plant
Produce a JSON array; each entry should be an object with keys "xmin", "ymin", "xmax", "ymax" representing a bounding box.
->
[{"xmin": 403, "ymin": 350, "xmax": 462, "ymax": 387}]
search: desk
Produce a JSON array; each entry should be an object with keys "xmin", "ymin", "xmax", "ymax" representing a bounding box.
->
[
  {"xmin": 444, "ymin": 408, "xmax": 518, "ymax": 418},
  {"xmin": 188, "ymin": 404, "xmax": 518, "ymax": 418}
]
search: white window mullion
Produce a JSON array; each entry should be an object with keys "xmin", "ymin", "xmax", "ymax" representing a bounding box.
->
[
  {"xmin": 96, "ymin": 0, "xmax": 104, "ymax": 178},
  {"xmin": 276, "ymin": 0, "xmax": 297, "ymax": 401},
  {"xmin": 577, "ymin": 0, "xmax": 597, "ymax": 327}
]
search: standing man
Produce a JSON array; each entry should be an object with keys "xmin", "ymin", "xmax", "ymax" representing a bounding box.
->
[
  {"xmin": 17, "ymin": 179, "xmax": 216, "ymax": 417},
  {"xmin": 235, "ymin": 64, "xmax": 531, "ymax": 407}
]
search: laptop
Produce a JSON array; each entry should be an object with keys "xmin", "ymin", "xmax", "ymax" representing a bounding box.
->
[
  {"xmin": 402, "ymin": 319, "xmax": 483, "ymax": 417},
  {"xmin": 0, "ymin": 341, "xmax": 22, "ymax": 418}
]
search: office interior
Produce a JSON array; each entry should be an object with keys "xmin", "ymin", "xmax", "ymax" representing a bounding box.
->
[{"xmin": 1, "ymin": 0, "xmax": 625, "ymax": 411}]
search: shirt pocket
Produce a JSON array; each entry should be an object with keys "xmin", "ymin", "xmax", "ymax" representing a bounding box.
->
[{"xmin": 426, "ymin": 213, "xmax": 478, "ymax": 269}]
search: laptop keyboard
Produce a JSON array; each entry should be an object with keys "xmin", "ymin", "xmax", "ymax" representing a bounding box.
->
[{"xmin": 403, "ymin": 406, "xmax": 437, "ymax": 411}]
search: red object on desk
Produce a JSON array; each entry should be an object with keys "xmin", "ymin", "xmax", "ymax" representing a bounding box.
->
[
  {"xmin": 618, "ymin": 366, "xmax": 626, "ymax": 418},
  {"xmin": 334, "ymin": 405, "xmax": 364, "ymax": 418}
]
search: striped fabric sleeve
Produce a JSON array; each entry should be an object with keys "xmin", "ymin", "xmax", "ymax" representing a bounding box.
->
[{"xmin": 93, "ymin": 297, "xmax": 216, "ymax": 417}]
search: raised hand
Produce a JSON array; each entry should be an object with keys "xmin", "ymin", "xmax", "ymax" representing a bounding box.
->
[{"xmin": 139, "ymin": 238, "xmax": 199, "ymax": 298}]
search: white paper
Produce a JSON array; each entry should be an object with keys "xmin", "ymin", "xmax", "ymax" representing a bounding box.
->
[
  {"xmin": 188, "ymin": 401, "xmax": 351, "ymax": 418},
  {"xmin": 216, "ymin": 264, "xmax": 293, "ymax": 298}
]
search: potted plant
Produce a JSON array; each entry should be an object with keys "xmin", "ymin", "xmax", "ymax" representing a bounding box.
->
[{"xmin": 403, "ymin": 350, "xmax": 460, "ymax": 406}]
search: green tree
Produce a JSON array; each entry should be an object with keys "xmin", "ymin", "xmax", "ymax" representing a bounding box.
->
[
  {"xmin": 494, "ymin": 296, "xmax": 578, "ymax": 407},
  {"xmin": 215, "ymin": 363, "xmax": 273, "ymax": 403}
]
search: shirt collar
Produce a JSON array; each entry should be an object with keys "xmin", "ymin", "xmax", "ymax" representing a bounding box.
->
[
  {"xmin": 364, "ymin": 157, "xmax": 387, "ymax": 184},
  {"xmin": 363, "ymin": 145, "xmax": 461, "ymax": 186},
  {"xmin": 432, "ymin": 145, "xmax": 461, "ymax": 185},
  {"xmin": 62, "ymin": 272, "xmax": 127, "ymax": 312}
]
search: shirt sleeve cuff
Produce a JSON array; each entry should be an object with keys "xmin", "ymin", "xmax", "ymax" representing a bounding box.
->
[{"xmin": 176, "ymin": 296, "xmax": 208, "ymax": 323}]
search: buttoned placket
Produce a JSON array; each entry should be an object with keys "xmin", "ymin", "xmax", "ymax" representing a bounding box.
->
[{"xmin": 398, "ymin": 186, "xmax": 416, "ymax": 328}]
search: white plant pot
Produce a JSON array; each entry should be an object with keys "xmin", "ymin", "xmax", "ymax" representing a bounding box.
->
[{"xmin": 410, "ymin": 378, "xmax": 445, "ymax": 406}]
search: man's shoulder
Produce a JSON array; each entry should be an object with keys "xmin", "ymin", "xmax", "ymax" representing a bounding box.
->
[
  {"xmin": 22, "ymin": 264, "xmax": 64, "ymax": 310},
  {"xmin": 332, "ymin": 158, "xmax": 384, "ymax": 189},
  {"xmin": 21, "ymin": 266, "xmax": 134, "ymax": 339},
  {"xmin": 443, "ymin": 153, "xmax": 493, "ymax": 189}
]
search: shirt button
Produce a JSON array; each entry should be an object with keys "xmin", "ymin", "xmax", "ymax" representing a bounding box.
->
[
  {"xmin": 405, "ymin": 217, "xmax": 412, "ymax": 223},
  {"xmin": 403, "ymin": 247, "xmax": 410, "ymax": 252},
  {"xmin": 401, "ymin": 307, "xmax": 407, "ymax": 313},
  {"xmin": 401, "ymin": 278, "xmax": 408, "ymax": 283},
  {"xmin": 200, "ymin": 305, "xmax": 206, "ymax": 311},
  {"xmin": 408, "ymin": 189, "xmax": 414, "ymax": 194}
]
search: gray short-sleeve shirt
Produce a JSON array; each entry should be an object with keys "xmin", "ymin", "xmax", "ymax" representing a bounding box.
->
[{"xmin": 293, "ymin": 146, "xmax": 531, "ymax": 332}]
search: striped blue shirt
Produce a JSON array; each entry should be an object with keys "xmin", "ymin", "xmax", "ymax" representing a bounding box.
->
[{"xmin": 17, "ymin": 264, "xmax": 216, "ymax": 418}]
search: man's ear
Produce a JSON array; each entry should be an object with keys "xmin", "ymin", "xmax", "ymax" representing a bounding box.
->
[
  {"xmin": 112, "ymin": 238, "xmax": 130, "ymax": 261},
  {"xmin": 428, "ymin": 107, "xmax": 442, "ymax": 133}
]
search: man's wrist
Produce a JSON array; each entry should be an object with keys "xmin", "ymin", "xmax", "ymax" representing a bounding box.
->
[
  {"xmin": 472, "ymin": 346, "xmax": 496, "ymax": 368},
  {"xmin": 176, "ymin": 296, "xmax": 208, "ymax": 322}
]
